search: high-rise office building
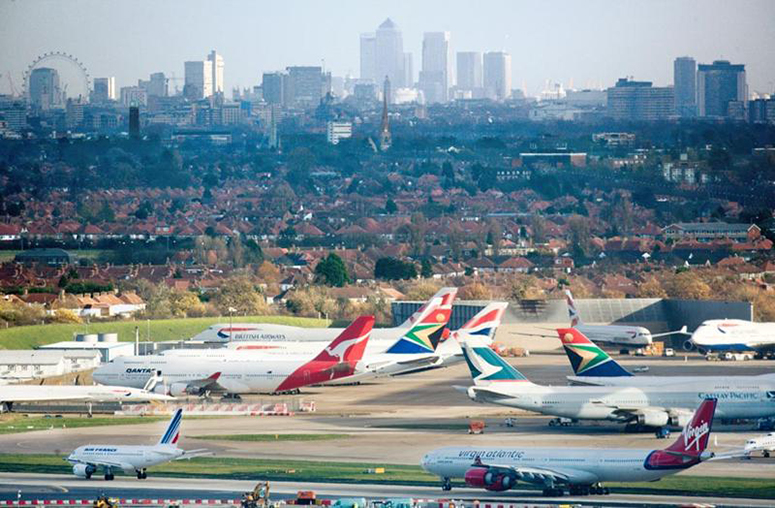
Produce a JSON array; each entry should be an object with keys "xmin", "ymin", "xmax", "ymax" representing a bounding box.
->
[
  {"xmin": 360, "ymin": 33, "xmax": 377, "ymax": 82},
  {"xmin": 457, "ymin": 52, "xmax": 483, "ymax": 92},
  {"xmin": 29, "ymin": 68, "xmax": 61, "ymax": 110},
  {"xmin": 375, "ymin": 18, "xmax": 405, "ymax": 97},
  {"xmin": 419, "ymin": 32, "xmax": 450, "ymax": 103},
  {"xmin": 146, "ymin": 72, "xmax": 168, "ymax": 98},
  {"xmin": 128, "ymin": 106, "xmax": 140, "ymax": 138},
  {"xmin": 286, "ymin": 66, "xmax": 325, "ymax": 108},
  {"xmin": 262, "ymin": 72, "xmax": 285, "ymax": 105},
  {"xmin": 607, "ymin": 78, "xmax": 674, "ymax": 121},
  {"xmin": 92, "ymin": 77, "xmax": 117, "ymax": 104},
  {"xmin": 483, "ymin": 52, "xmax": 512, "ymax": 101},
  {"xmin": 697, "ymin": 60, "xmax": 746, "ymax": 118},
  {"xmin": 120, "ymin": 86, "xmax": 147, "ymax": 107},
  {"xmin": 379, "ymin": 76, "xmax": 392, "ymax": 151},
  {"xmin": 403, "ymin": 52, "xmax": 414, "ymax": 88},
  {"xmin": 208, "ymin": 50, "xmax": 224, "ymax": 95},
  {"xmin": 184, "ymin": 60, "xmax": 213, "ymax": 100},
  {"xmin": 673, "ymin": 57, "xmax": 696, "ymax": 117}
]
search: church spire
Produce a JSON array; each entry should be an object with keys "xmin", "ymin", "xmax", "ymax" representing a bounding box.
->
[{"xmin": 379, "ymin": 75, "xmax": 392, "ymax": 151}]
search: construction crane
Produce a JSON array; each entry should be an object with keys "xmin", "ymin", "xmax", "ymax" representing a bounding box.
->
[
  {"xmin": 167, "ymin": 72, "xmax": 183, "ymax": 95},
  {"xmin": 1, "ymin": 72, "xmax": 19, "ymax": 97}
]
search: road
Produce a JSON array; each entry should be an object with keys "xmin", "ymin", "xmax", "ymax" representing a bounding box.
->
[{"xmin": 0, "ymin": 473, "xmax": 773, "ymax": 508}]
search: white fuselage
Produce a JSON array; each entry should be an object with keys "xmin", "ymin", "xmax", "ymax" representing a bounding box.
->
[
  {"xmin": 468, "ymin": 380, "xmax": 775, "ymax": 422},
  {"xmin": 691, "ymin": 319, "xmax": 775, "ymax": 352},
  {"xmin": 567, "ymin": 373, "xmax": 775, "ymax": 387},
  {"xmin": 745, "ymin": 432, "xmax": 775, "ymax": 454},
  {"xmin": 574, "ymin": 324, "xmax": 652, "ymax": 347},
  {"xmin": 0, "ymin": 384, "xmax": 172, "ymax": 406},
  {"xmin": 93, "ymin": 354, "xmax": 316, "ymax": 394},
  {"xmin": 68, "ymin": 444, "xmax": 182, "ymax": 472},
  {"xmin": 193, "ymin": 323, "xmax": 401, "ymax": 344},
  {"xmin": 422, "ymin": 446, "xmax": 677, "ymax": 484}
]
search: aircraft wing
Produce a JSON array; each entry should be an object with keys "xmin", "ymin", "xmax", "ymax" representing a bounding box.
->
[
  {"xmin": 72, "ymin": 458, "xmax": 135, "ymax": 472},
  {"xmin": 470, "ymin": 460, "xmax": 578, "ymax": 486},
  {"xmin": 179, "ymin": 372, "xmax": 225, "ymax": 396},
  {"xmin": 468, "ymin": 386, "xmax": 515, "ymax": 402},
  {"xmin": 172, "ymin": 449, "xmax": 213, "ymax": 460}
]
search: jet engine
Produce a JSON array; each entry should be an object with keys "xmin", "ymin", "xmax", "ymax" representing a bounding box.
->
[
  {"xmin": 168, "ymin": 382, "xmax": 199, "ymax": 397},
  {"xmin": 670, "ymin": 412, "xmax": 693, "ymax": 427},
  {"xmin": 638, "ymin": 410, "xmax": 669, "ymax": 427},
  {"xmin": 682, "ymin": 340, "xmax": 695, "ymax": 351},
  {"xmin": 464, "ymin": 467, "xmax": 517, "ymax": 492},
  {"xmin": 73, "ymin": 463, "xmax": 96, "ymax": 478}
]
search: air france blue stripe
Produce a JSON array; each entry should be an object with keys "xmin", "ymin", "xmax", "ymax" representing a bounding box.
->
[{"xmin": 160, "ymin": 410, "xmax": 182, "ymax": 444}]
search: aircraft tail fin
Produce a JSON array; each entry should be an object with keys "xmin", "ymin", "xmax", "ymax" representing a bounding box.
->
[
  {"xmin": 453, "ymin": 302, "xmax": 508, "ymax": 345},
  {"xmin": 397, "ymin": 287, "xmax": 457, "ymax": 329},
  {"xmin": 666, "ymin": 398, "xmax": 718, "ymax": 457},
  {"xmin": 557, "ymin": 328, "xmax": 633, "ymax": 377},
  {"xmin": 313, "ymin": 315, "xmax": 374, "ymax": 363},
  {"xmin": 461, "ymin": 341, "xmax": 531, "ymax": 385},
  {"xmin": 158, "ymin": 408, "xmax": 183, "ymax": 446},
  {"xmin": 565, "ymin": 289, "xmax": 583, "ymax": 326},
  {"xmin": 386, "ymin": 297, "xmax": 449, "ymax": 354}
]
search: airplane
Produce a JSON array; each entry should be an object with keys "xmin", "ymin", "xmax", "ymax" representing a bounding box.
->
[
  {"xmin": 689, "ymin": 319, "xmax": 775, "ymax": 357},
  {"xmin": 0, "ymin": 379, "xmax": 173, "ymax": 413},
  {"xmin": 558, "ymin": 327, "xmax": 775, "ymax": 387},
  {"xmin": 564, "ymin": 290, "xmax": 686, "ymax": 347},
  {"xmin": 92, "ymin": 315, "xmax": 375, "ymax": 395},
  {"xmin": 458, "ymin": 341, "xmax": 775, "ymax": 429},
  {"xmin": 421, "ymin": 398, "xmax": 718, "ymax": 496},
  {"xmin": 745, "ymin": 432, "xmax": 775, "ymax": 458},
  {"xmin": 67, "ymin": 408, "xmax": 208, "ymax": 481},
  {"xmin": 189, "ymin": 287, "xmax": 458, "ymax": 343}
]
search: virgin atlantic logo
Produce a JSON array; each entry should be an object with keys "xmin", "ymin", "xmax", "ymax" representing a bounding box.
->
[{"xmin": 684, "ymin": 420, "xmax": 709, "ymax": 452}]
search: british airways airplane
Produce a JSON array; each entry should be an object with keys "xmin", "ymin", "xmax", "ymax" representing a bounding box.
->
[
  {"xmin": 67, "ymin": 409, "xmax": 207, "ymax": 480},
  {"xmin": 689, "ymin": 319, "xmax": 775, "ymax": 357},
  {"xmin": 422, "ymin": 398, "xmax": 718, "ymax": 496}
]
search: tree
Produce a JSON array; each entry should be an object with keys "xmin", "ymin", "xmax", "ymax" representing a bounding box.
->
[
  {"xmin": 567, "ymin": 215, "xmax": 595, "ymax": 259},
  {"xmin": 636, "ymin": 277, "xmax": 667, "ymax": 298},
  {"xmin": 420, "ymin": 258, "xmax": 433, "ymax": 278},
  {"xmin": 385, "ymin": 198, "xmax": 398, "ymax": 214},
  {"xmin": 375, "ymin": 257, "xmax": 417, "ymax": 280},
  {"xmin": 97, "ymin": 200, "xmax": 116, "ymax": 222},
  {"xmin": 212, "ymin": 277, "xmax": 270, "ymax": 315},
  {"xmin": 663, "ymin": 271, "xmax": 711, "ymax": 300},
  {"xmin": 530, "ymin": 215, "xmax": 547, "ymax": 244},
  {"xmin": 256, "ymin": 261, "xmax": 281, "ymax": 283},
  {"xmin": 169, "ymin": 290, "xmax": 206, "ymax": 318},
  {"xmin": 458, "ymin": 282, "xmax": 491, "ymax": 300},
  {"xmin": 286, "ymin": 147, "xmax": 316, "ymax": 189},
  {"xmin": 315, "ymin": 253, "xmax": 350, "ymax": 287}
]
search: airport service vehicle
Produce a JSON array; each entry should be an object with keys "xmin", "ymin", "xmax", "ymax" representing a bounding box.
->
[
  {"xmin": 689, "ymin": 318, "xmax": 775, "ymax": 357},
  {"xmin": 564, "ymin": 290, "xmax": 686, "ymax": 347},
  {"xmin": 0, "ymin": 381, "xmax": 172, "ymax": 413},
  {"xmin": 745, "ymin": 432, "xmax": 775, "ymax": 458},
  {"xmin": 67, "ymin": 409, "xmax": 208, "ymax": 480},
  {"xmin": 92, "ymin": 316, "xmax": 374, "ymax": 395},
  {"xmin": 190, "ymin": 288, "xmax": 457, "ymax": 343},
  {"xmin": 421, "ymin": 398, "xmax": 718, "ymax": 495},
  {"xmin": 558, "ymin": 327, "xmax": 775, "ymax": 387},
  {"xmin": 459, "ymin": 341, "xmax": 775, "ymax": 428}
]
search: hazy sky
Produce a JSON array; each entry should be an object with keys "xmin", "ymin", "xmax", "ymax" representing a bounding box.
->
[{"xmin": 2, "ymin": 0, "xmax": 774, "ymax": 97}]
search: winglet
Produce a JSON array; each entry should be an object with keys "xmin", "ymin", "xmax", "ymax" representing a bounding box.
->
[
  {"xmin": 557, "ymin": 328, "xmax": 632, "ymax": 377},
  {"xmin": 208, "ymin": 372, "xmax": 221, "ymax": 381}
]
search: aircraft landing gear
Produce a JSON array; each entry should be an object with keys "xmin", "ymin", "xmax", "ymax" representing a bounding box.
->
[
  {"xmin": 136, "ymin": 469, "xmax": 147, "ymax": 479},
  {"xmin": 104, "ymin": 472, "xmax": 115, "ymax": 481},
  {"xmin": 542, "ymin": 487, "xmax": 564, "ymax": 496},
  {"xmin": 569, "ymin": 484, "xmax": 609, "ymax": 496},
  {"xmin": 441, "ymin": 477, "xmax": 452, "ymax": 491}
]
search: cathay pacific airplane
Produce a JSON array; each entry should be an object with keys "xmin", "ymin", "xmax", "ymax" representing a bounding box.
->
[
  {"xmin": 558, "ymin": 327, "xmax": 775, "ymax": 387},
  {"xmin": 689, "ymin": 319, "xmax": 775, "ymax": 357},
  {"xmin": 93, "ymin": 316, "xmax": 374, "ymax": 395},
  {"xmin": 67, "ymin": 409, "xmax": 208, "ymax": 480},
  {"xmin": 459, "ymin": 341, "xmax": 775, "ymax": 429},
  {"xmin": 422, "ymin": 398, "xmax": 718, "ymax": 495}
]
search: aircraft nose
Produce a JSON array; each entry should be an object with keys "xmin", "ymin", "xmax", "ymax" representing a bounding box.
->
[
  {"xmin": 92, "ymin": 367, "xmax": 107, "ymax": 384},
  {"xmin": 420, "ymin": 452, "xmax": 433, "ymax": 471}
]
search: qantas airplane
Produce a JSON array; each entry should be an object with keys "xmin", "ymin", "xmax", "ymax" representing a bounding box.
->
[
  {"xmin": 421, "ymin": 398, "xmax": 718, "ymax": 496},
  {"xmin": 559, "ymin": 327, "xmax": 775, "ymax": 387},
  {"xmin": 0, "ymin": 381, "xmax": 172, "ymax": 413},
  {"xmin": 68, "ymin": 409, "xmax": 208, "ymax": 481},
  {"xmin": 689, "ymin": 319, "xmax": 775, "ymax": 356},
  {"xmin": 564, "ymin": 290, "xmax": 686, "ymax": 347},
  {"xmin": 92, "ymin": 316, "xmax": 374, "ymax": 395},
  {"xmin": 190, "ymin": 287, "xmax": 457, "ymax": 343},
  {"xmin": 459, "ymin": 341, "xmax": 775, "ymax": 428}
]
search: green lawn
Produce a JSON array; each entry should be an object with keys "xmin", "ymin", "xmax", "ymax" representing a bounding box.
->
[
  {"xmin": 0, "ymin": 415, "xmax": 168, "ymax": 435},
  {"xmin": 192, "ymin": 434, "xmax": 350, "ymax": 442},
  {"xmin": 0, "ymin": 315, "xmax": 327, "ymax": 350},
  {"xmin": 0, "ymin": 453, "xmax": 772, "ymax": 499},
  {"xmin": 0, "ymin": 250, "xmax": 107, "ymax": 262}
]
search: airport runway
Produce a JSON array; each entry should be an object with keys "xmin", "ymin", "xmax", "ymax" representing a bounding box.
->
[{"xmin": 0, "ymin": 473, "xmax": 774, "ymax": 508}]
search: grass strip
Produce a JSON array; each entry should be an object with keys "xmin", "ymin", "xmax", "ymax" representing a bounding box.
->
[
  {"xmin": 0, "ymin": 415, "xmax": 168, "ymax": 435},
  {"xmin": 192, "ymin": 434, "xmax": 350, "ymax": 442}
]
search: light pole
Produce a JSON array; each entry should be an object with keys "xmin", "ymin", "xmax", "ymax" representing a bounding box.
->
[{"xmin": 228, "ymin": 306, "xmax": 236, "ymax": 339}]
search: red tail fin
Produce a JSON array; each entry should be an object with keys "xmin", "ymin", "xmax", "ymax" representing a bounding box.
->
[
  {"xmin": 557, "ymin": 327, "xmax": 594, "ymax": 345},
  {"xmin": 312, "ymin": 315, "xmax": 374, "ymax": 363},
  {"xmin": 666, "ymin": 398, "xmax": 717, "ymax": 456}
]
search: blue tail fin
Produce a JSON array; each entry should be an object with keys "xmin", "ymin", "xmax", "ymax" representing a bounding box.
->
[
  {"xmin": 158, "ymin": 408, "xmax": 183, "ymax": 445},
  {"xmin": 558, "ymin": 328, "xmax": 632, "ymax": 377},
  {"xmin": 461, "ymin": 342, "xmax": 529, "ymax": 383}
]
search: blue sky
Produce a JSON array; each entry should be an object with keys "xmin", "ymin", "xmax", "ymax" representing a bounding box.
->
[{"xmin": 2, "ymin": 0, "xmax": 773, "ymax": 97}]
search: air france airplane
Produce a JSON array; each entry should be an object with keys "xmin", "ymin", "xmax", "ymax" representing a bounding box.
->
[
  {"xmin": 93, "ymin": 316, "xmax": 374, "ymax": 395},
  {"xmin": 0, "ymin": 383, "xmax": 172, "ymax": 413},
  {"xmin": 559, "ymin": 328, "xmax": 775, "ymax": 387},
  {"xmin": 67, "ymin": 409, "xmax": 207, "ymax": 480},
  {"xmin": 421, "ymin": 398, "xmax": 718, "ymax": 496},
  {"xmin": 459, "ymin": 342, "xmax": 775, "ymax": 429},
  {"xmin": 689, "ymin": 319, "xmax": 775, "ymax": 356}
]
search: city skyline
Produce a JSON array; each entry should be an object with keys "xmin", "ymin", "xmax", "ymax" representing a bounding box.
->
[{"xmin": 2, "ymin": 0, "xmax": 775, "ymax": 98}]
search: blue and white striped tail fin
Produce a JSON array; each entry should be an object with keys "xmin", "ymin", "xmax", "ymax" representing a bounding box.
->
[{"xmin": 158, "ymin": 408, "xmax": 183, "ymax": 446}]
